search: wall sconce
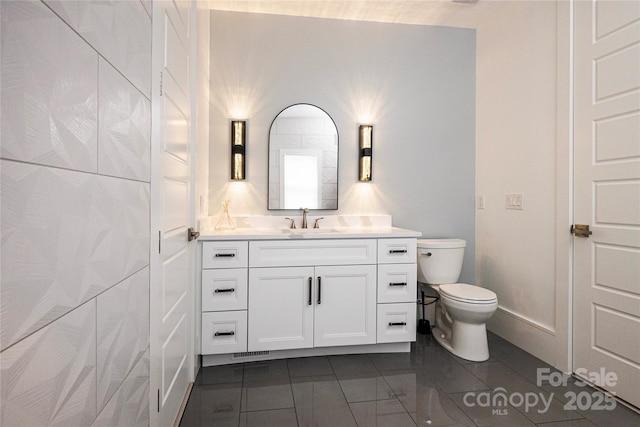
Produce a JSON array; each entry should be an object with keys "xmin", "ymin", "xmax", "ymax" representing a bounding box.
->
[
  {"xmin": 359, "ymin": 125, "xmax": 373, "ymax": 182},
  {"xmin": 231, "ymin": 120, "xmax": 246, "ymax": 180}
]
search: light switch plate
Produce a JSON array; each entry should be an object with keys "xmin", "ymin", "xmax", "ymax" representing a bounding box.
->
[{"xmin": 506, "ymin": 193, "xmax": 524, "ymax": 210}]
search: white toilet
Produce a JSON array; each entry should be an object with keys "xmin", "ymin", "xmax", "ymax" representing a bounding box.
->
[{"xmin": 417, "ymin": 239, "xmax": 498, "ymax": 362}]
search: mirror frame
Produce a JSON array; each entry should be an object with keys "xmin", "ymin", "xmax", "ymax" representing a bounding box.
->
[{"xmin": 267, "ymin": 103, "xmax": 339, "ymax": 210}]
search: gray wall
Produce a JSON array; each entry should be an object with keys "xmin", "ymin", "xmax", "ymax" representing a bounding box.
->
[{"xmin": 209, "ymin": 11, "xmax": 476, "ymax": 282}]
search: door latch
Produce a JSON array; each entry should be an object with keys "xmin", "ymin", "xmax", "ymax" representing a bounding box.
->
[
  {"xmin": 188, "ymin": 227, "xmax": 200, "ymax": 241},
  {"xmin": 571, "ymin": 224, "xmax": 592, "ymax": 237}
]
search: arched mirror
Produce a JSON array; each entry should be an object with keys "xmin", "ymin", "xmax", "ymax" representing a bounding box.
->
[{"xmin": 268, "ymin": 104, "xmax": 338, "ymax": 210}]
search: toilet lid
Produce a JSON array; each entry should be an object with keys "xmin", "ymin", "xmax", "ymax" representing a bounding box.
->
[
  {"xmin": 417, "ymin": 238, "xmax": 466, "ymax": 249},
  {"xmin": 439, "ymin": 283, "xmax": 497, "ymax": 303}
]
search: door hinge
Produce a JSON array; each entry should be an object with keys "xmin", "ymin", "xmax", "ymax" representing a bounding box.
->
[
  {"xmin": 158, "ymin": 230, "xmax": 162, "ymax": 254},
  {"xmin": 571, "ymin": 224, "xmax": 592, "ymax": 237},
  {"xmin": 157, "ymin": 389, "xmax": 160, "ymax": 412},
  {"xmin": 159, "ymin": 72, "xmax": 163, "ymax": 96}
]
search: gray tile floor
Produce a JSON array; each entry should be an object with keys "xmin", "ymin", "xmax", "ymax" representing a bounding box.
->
[{"xmin": 179, "ymin": 332, "xmax": 640, "ymax": 427}]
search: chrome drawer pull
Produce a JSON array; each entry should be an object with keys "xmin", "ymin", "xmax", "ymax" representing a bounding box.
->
[
  {"xmin": 215, "ymin": 253, "xmax": 235, "ymax": 258},
  {"xmin": 389, "ymin": 249, "xmax": 407, "ymax": 254},
  {"xmin": 214, "ymin": 331, "xmax": 235, "ymax": 337},
  {"xmin": 389, "ymin": 282, "xmax": 407, "ymax": 287},
  {"xmin": 388, "ymin": 322, "xmax": 407, "ymax": 326},
  {"xmin": 214, "ymin": 288, "xmax": 235, "ymax": 293},
  {"xmin": 308, "ymin": 277, "xmax": 312, "ymax": 305}
]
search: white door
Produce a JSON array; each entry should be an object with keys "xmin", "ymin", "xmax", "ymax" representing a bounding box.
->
[
  {"xmin": 150, "ymin": 1, "xmax": 194, "ymax": 425},
  {"xmin": 314, "ymin": 265, "xmax": 377, "ymax": 347},
  {"xmin": 248, "ymin": 267, "xmax": 315, "ymax": 351},
  {"xmin": 573, "ymin": 0, "xmax": 640, "ymax": 408}
]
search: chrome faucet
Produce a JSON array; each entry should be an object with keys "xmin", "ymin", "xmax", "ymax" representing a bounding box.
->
[{"xmin": 300, "ymin": 207, "xmax": 309, "ymax": 228}]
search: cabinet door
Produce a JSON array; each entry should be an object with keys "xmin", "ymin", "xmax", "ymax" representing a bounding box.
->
[
  {"xmin": 314, "ymin": 265, "xmax": 377, "ymax": 347},
  {"xmin": 248, "ymin": 267, "xmax": 314, "ymax": 351}
]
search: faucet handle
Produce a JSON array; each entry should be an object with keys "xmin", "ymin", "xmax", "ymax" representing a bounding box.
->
[
  {"xmin": 313, "ymin": 217, "xmax": 325, "ymax": 229},
  {"xmin": 285, "ymin": 217, "xmax": 296, "ymax": 229},
  {"xmin": 300, "ymin": 207, "xmax": 309, "ymax": 213}
]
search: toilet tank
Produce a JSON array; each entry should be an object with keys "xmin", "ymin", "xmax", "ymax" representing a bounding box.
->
[{"xmin": 417, "ymin": 239, "xmax": 466, "ymax": 284}]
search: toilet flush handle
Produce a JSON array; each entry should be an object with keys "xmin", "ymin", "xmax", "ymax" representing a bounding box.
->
[{"xmin": 421, "ymin": 252, "xmax": 432, "ymax": 257}]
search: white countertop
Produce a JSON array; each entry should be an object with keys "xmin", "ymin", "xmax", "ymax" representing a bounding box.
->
[{"xmin": 198, "ymin": 226, "xmax": 421, "ymax": 241}]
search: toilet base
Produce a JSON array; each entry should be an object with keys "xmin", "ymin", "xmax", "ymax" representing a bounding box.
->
[{"xmin": 432, "ymin": 322, "xmax": 490, "ymax": 362}]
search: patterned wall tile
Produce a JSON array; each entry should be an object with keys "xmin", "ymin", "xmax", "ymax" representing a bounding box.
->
[
  {"xmin": 0, "ymin": 301, "xmax": 97, "ymax": 427},
  {"xmin": 140, "ymin": 0, "xmax": 152, "ymax": 19},
  {"xmin": 97, "ymin": 267, "xmax": 149, "ymax": 411},
  {"xmin": 44, "ymin": 0, "xmax": 152, "ymax": 98},
  {"xmin": 98, "ymin": 58, "xmax": 151, "ymax": 182},
  {"xmin": 0, "ymin": 0, "xmax": 98, "ymax": 172},
  {"xmin": 0, "ymin": 160, "xmax": 150, "ymax": 350},
  {"xmin": 92, "ymin": 349, "xmax": 150, "ymax": 427}
]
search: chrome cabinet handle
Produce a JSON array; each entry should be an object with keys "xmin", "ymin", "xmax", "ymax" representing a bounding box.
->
[
  {"xmin": 389, "ymin": 282, "xmax": 407, "ymax": 287},
  {"xmin": 215, "ymin": 253, "xmax": 235, "ymax": 258},
  {"xmin": 317, "ymin": 276, "xmax": 322, "ymax": 304},
  {"xmin": 214, "ymin": 288, "xmax": 235, "ymax": 293},
  {"xmin": 214, "ymin": 331, "xmax": 235, "ymax": 336},
  {"xmin": 388, "ymin": 322, "xmax": 407, "ymax": 326},
  {"xmin": 308, "ymin": 277, "xmax": 312, "ymax": 305},
  {"xmin": 389, "ymin": 249, "xmax": 407, "ymax": 254}
]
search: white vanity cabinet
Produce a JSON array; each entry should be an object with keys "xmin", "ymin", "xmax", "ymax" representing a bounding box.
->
[
  {"xmin": 199, "ymin": 231, "xmax": 418, "ymax": 364},
  {"xmin": 248, "ymin": 264, "xmax": 377, "ymax": 351},
  {"xmin": 201, "ymin": 241, "xmax": 249, "ymax": 354},
  {"xmin": 247, "ymin": 239, "xmax": 378, "ymax": 351}
]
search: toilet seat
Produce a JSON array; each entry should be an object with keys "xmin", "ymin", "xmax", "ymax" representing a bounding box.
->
[{"xmin": 439, "ymin": 283, "xmax": 497, "ymax": 304}]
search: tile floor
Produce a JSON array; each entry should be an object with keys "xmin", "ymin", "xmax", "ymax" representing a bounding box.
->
[{"xmin": 179, "ymin": 332, "xmax": 640, "ymax": 427}]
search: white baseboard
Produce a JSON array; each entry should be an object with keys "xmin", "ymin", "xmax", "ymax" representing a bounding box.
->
[{"xmin": 488, "ymin": 305, "xmax": 560, "ymax": 368}]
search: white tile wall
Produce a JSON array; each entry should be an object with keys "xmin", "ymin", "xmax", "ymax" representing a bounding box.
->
[
  {"xmin": 97, "ymin": 267, "xmax": 149, "ymax": 411},
  {"xmin": 0, "ymin": 0, "xmax": 98, "ymax": 172},
  {"xmin": 0, "ymin": 301, "xmax": 97, "ymax": 427},
  {"xmin": 140, "ymin": 0, "xmax": 152, "ymax": 19},
  {"xmin": 92, "ymin": 349, "xmax": 150, "ymax": 427},
  {"xmin": 1, "ymin": 160, "xmax": 150, "ymax": 349},
  {"xmin": 44, "ymin": 0, "xmax": 152, "ymax": 98},
  {"xmin": 98, "ymin": 58, "xmax": 151, "ymax": 182},
  {"xmin": 0, "ymin": 1, "xmax": 152, "ymax": 425}
]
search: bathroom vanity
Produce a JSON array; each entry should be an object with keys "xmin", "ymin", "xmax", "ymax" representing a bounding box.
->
[{"xmin": 197, "ymin": 215, "xmax": 420, "ymax": 366}]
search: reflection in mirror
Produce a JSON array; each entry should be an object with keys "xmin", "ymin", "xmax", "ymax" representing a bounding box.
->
[{"xmin": 268, "ymin": 104, "xmax": 338, "ymax": 210}]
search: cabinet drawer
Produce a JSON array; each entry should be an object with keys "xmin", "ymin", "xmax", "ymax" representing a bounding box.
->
[
  {"xmin": 202, "ymin": 311, "xmax": 247, "ymax": 354},
  {"xmin": 377, "ymin": 264, "xmax": 417, "ymax": 303},
  {"xmin": 249, "ymin": 239, "xmax": 376, "ymax": 267},
  {"xmin": 377, "ymin": 303, "xmax": 416, "ymax": 343},
  {"xmin": 202, "ymin": 268, "xmax": 248, "ymax": 311},
  {"xmin": 378, "ymin": 238, "xmax": 417, "ymax": 264},
  {"xmin": 202, "ymin": 241, "xmax": 248, "ymax": 269}
]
